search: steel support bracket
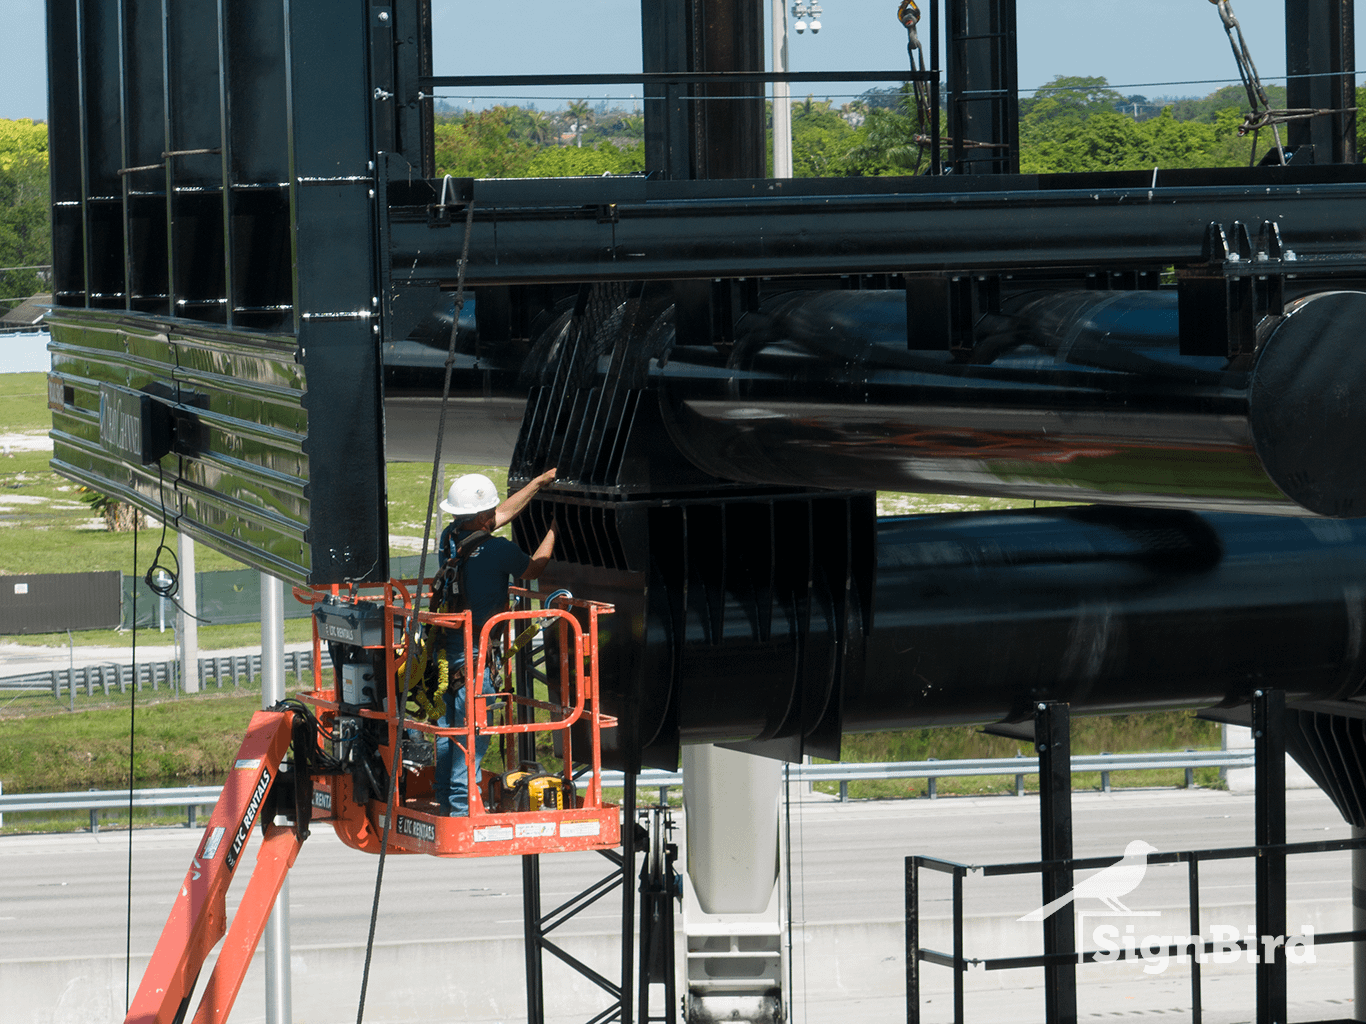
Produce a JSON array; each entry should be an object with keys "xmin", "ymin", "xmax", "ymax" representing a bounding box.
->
[
  {"xmin": 1177, "ymin": 222, "xmax": 1288, "ymax": 359},
  {"xmin": 904, "ymin": 273, "xmax": 1000, "ymax": 356}
]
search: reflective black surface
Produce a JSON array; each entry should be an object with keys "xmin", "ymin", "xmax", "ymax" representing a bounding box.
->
[
  {"xmin": 655, "ymin": 289, "xmax": 1366, "ymax": 517},
  {"xmin": 852, "ymin": 507, "xmax": 1366, "ymax": 729}
]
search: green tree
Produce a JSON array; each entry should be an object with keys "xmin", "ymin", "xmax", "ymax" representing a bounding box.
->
[
  {"xmin": 1357, "ymin": 85, "xmax": 1366, "ymax": 162},
  {"xmin": 526, "ymin": 141, "xmax": 644, "ymax": 177},
  {"xmin": 1020, "ymin": 104, "xmax": 1243, "ymax": 174},
  {"xmin": 784, "ymin": 96, "xmax": 855, "ymax": 177},
  {"xmin": 0, "ymin": 118, "xmax": 51, "ymax": 307},
  {"xmin": 521, "ymin": 109, "xmax": 557, "ymax": 147},
  {"xmin": 566, "ymin": 100, "xmax": 594, "ymax": 148},
  {"xmin": 1019, "ymin": 76, "xmax": 1126, "ymax": 124},
  {"xmin": 843, "ymin": 85, "xmax": 924, "ymax": 176},
  {"xmin": 433, "ymin": 108, "xmax": 535, "ymax": 178}
]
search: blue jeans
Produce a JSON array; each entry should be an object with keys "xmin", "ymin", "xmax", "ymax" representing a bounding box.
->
[{"xmin": 434, "ymin": 659, "xmax": 494, "ymax": 816}]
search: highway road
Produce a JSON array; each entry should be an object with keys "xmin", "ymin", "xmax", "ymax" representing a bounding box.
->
[{"xmin": 0, "ymin": 785, "xmax": 1358, "ymax": 1023}]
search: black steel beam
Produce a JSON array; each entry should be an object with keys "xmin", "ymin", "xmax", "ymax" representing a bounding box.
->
[
  {"xmin": 1253, "ymin": 689, "xmax": 1288, "ymax": 1024},
  {"xmin": 1036, "ymin": 702, "xmax": 1077, "ymax": 1024},
  {"xmin": 1285, "ymin": 0, "xmax": 1355, "ymax": 164},
  {"xmin": 388, "ymin": 174, "xmax": 1366, "ymax": 286},
  {"xmin": 946, "ymin": 0, "xmax": 1019, "ymax": 173},
  {"xmin": 522, "ymin": 855, "xmax": 546, "ymax": 1024},
  {"xmin": 423, "ymin": 70, "xmax": 936, "ymax": 87}
]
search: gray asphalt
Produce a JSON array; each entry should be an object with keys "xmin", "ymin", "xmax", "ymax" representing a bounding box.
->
[{"xmin": 0, "ymin": 786, "xmax": 1351, "ymax": 960}]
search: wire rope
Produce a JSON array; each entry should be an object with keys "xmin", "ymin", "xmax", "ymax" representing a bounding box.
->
[{"xmin": 354, "ymin": 192, "xmax": 476, "ymax": 1024}]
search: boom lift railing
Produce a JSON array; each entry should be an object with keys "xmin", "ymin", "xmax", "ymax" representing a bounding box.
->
[{"xmin": 297, "ymin": 580, "xmax": 621, "ymax": 857}]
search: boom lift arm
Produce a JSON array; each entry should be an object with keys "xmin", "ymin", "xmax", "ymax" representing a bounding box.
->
[{"xmin": 126, "ymin": 708, "xmax": 313, "ymax": 1024}]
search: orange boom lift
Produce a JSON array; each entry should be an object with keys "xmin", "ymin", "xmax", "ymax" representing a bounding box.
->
[{"xmin": 125, "ymin": 581, "xmax": 618, "ymax": 1024}]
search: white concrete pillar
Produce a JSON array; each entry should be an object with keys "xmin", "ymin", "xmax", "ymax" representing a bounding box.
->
[
  {"xmin": 177, "ymin": 533, "xmax": 198, "ymax": 693},
  {"xmin": 260, "ymin": 573, "xmax": 291, "ymax": 1024}
]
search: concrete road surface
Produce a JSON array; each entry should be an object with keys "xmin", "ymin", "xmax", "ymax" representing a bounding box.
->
[{"xmin": 1, "ymin": 786, "xmax": 1359, "ymax": 1023}]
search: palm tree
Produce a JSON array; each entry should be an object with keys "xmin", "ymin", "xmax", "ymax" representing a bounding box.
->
[
  {"xmin": 524, "ymin": 109, "xmax": 555, "ymax": 147},
  {"xmin": 566, "ymin": 100, "xmax": 595, "ymax": 148}
]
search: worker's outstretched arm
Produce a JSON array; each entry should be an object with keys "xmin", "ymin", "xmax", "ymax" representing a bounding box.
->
[
  {"xmin": 494, "ymin": 468, "xmax": 556, "ymax": 531},
  {"xmin": 521, "ymin": 522, "xmax": 558, "ymax": 580}
]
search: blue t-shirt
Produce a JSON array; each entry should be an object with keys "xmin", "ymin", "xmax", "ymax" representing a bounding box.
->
[{"xmin": 437, "ymin": 523, "xmax": 531, "ymax": 638}]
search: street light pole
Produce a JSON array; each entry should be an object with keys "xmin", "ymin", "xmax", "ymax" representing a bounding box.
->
[{"xmin": 772, "ymin": 0, "xmax": 793, "ymax": 177}]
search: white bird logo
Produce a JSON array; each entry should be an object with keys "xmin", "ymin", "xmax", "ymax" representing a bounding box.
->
[{"xmin": 1018, "ymin": 840, "xmax": 1159, "ymax": 922}]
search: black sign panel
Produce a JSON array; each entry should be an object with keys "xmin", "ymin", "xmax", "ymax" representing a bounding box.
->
[
  {"xmin": 98, "ymin": 383, "xmax": 172, "ymax": 466},
  {"xmin": 0, "ymin": 572, "xmax": 122, "ymax": 634}
]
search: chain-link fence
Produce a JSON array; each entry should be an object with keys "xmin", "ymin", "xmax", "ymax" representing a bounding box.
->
[{"xmin": 119, "ymin": 555, "xmax": 430, "ymax": 630}]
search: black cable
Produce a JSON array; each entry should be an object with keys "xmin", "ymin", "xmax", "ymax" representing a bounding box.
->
[
  {"xmin": 139, "ymin": 462, "xmax": 216, "ymax": 626},
  {"xmin": 125, "ymin": 524, "xmax": 137, "ymax": 1012},
  {"xmin": 355, "ymin": 197, "xmax": 477, "ymax": 1024},
  {"xmin": 144, "ymin": 462, "xmax": 179, "ymax": 599}
]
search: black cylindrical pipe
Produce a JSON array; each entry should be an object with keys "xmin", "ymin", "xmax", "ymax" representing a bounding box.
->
[
  {"xmin": 656, "ymin": 288, "xmax": 1366, "ymax": 518},
  {"xmin": 537, "ymin": 498, "xmax": 1366, "ymax": 766},
  {"xmin": 845, "ymin": 507, "xmax": 1366, "ymax": 730}
]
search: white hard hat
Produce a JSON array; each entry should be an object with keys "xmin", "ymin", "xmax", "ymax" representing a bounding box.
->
[{"xmin": 440, "ymin": 473, "xmax": 500, "ymax": 517}]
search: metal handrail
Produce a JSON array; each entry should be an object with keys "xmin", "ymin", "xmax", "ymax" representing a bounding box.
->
[{"xmin": 0, "ymin": 750, "xmax": 1255, "ymax": 819}]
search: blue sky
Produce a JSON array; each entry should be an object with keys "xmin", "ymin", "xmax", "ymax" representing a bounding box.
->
[{"xmin": 3, "ymin": 0, "xmax": 1355, "ymax": 121}]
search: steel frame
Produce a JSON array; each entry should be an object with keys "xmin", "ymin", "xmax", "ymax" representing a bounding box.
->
[
  {"xmin": 905, "ymin": 692, "xmax": 1366, "ymax": 1024},
  {"xmin": 44, "ymin": 0, "xmax": 1364, "ymax": 587}
]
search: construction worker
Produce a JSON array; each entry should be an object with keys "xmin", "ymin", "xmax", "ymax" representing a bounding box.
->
[{"xmin": 433, "ymin": 468, "xmax": 558, "ymax": 816}]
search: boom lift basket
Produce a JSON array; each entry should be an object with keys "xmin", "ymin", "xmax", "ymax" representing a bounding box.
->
[{"xmin": 298, "ymin": 580, "xmax": 621, "ymax": 857}]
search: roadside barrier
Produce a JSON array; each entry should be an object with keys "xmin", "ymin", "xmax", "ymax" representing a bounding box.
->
[{"xmin": 0, "ymin": 751, "xmax": 1257, "ymax": 831}]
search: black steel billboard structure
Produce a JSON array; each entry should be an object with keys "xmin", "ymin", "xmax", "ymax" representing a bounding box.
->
[{"xmin": 43, "ymin": 0, "xmax": 1366, "ymax": 777}]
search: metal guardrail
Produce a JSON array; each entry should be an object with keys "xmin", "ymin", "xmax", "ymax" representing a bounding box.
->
[
  {"xmin": 0, "ymin": 785, "xmax": 223, "ymax": 832},
  {"xmin": 599, "ymin": 750, "xmax": 1255, "ymax": 801},
  {"xmin": 0, "ymin": 650, "xmax": 315, "ymax": 700},
  {"xmin": 0, "ymin": 751, "xmax": 1255, "ymax": 830}
]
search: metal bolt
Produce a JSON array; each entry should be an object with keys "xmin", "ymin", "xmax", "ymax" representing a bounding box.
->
[
  {"xmin": 1038, "ymin": 743, "xmax": 1047, "ymax": 752},
  {"xmin": 1038, "ymin": 703, "xmax": 1047, "ymax": 710},
  {"xmin": 1254, "ymin": 689, "xmax": 1263, "ymax": 697},
  {"xmin": 1254, "ymin": 730, "xmax": 1263, "ymax": 738},
  {"xmin": 378, "ymin": 9, "xmax": 389, "ymax": 20}
]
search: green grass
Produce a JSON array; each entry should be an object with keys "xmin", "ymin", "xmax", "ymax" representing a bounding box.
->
[
  {"xmin": 818, "ymin": 713, "xmax": 1225, "ymax": 799},
  {"xmin": 3, "ymin": 617, "xmax": 315, "ymax": 650},
  {"xmin": 386, "ymin": 461, "xmax": 516, "ymax": 547},
  {"xmin": 876, "ymin": 492, "xmax": 1074, "ymax": 516},
  {"xmin": 0, "ymin": 678, "xmax": 312, "ymax": 796},
  {"xmin": 0, "ymin": 372, "xmax": 52, "ymax": 432}
]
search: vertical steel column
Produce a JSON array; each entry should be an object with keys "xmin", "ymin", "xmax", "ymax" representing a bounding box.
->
[
  {"xmin": 641, "ymin": 0, "xmax": 765, "ymax": 180},
  {"xmin": 214, "ymin": 0, "xmax": 235, "ymax": 327},
  {"xmin": 905, "ymin": 857, "xmax": 919, "ymax": 1024},
  {"xmin": 929, "ymin": 0, "xmax": 941, "ymax": 177},
  {"xmin": 1253, "ymin": 688, "xmax": 1287, "ymax": 1024},
  {"xmin": 260, "ymin": 572, "xmax": 291, "ymax": 1024},
  {"xmin": 621, "ymin": 771, "xmax": 638, "ymax": 1024},
  {"xmin": 521, "ymin": 854, "xmax": 545, "ymax": 1024},
  {"xmin": 1285, "ymin": 0, "xmax": 1355, "ymax": 163},
  {"xmin": 1036, "ymin": 701, "xmax": 1076, "ymax": 1024},
  {"xmin": 283, "ymin": 0, "xmax": 390, "ymax": 584},
  {"xmin": 515, "ymin": 587, "xmax": 543, "ymax": 1024},
  {"xmin": 945, "ymin": 0, "xmax": 1019, "ymax": 173},
  {"xmin": 1354, "ymin": 825, "xmax": 1366, "ymax": 1023},
  {"xmin": 178, "ymin": 532, "xmax": 198, "ymax": 693},
  {"xmin": 641, "ymin": 0, "xmax": 694, "ymax": 179}
]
